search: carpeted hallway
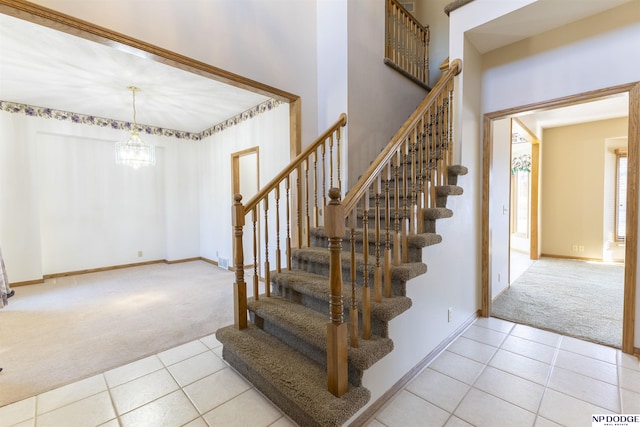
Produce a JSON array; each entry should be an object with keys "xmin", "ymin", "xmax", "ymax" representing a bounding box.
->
[{"xmin": 492, "ymin": 256, "xmax": 624, "ymax": 348}]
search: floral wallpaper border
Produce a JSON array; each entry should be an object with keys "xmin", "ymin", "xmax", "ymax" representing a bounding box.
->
[{"xmin": 0, "ymin": 98, "xmax": 284, "ymax": 141}]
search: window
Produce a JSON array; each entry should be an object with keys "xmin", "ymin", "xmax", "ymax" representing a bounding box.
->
[{"xmin": 615, "ymin": 150, "xmax": 627, "ymax": 241}]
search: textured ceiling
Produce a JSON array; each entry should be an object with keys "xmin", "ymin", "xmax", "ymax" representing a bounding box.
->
[{"xmin": 0, "ymin": 13, "xmax": 271, "ymax": 134}]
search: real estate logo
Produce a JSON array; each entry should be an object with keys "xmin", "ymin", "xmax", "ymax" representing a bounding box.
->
[{"xmin": 592, "ymin": 414, "xmax": 640, "ymax": 427}]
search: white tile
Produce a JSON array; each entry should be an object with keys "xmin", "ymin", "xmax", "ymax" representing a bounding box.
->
[
  {"xmin": 200, "ymin": 333, "xmax": 222, "ymax": 350},
  {"xmin": 501, "ymin": 335, "xmax": 556, "ymax": 364},
  {"xmin": 167, "ymin": 351, "xmax": 228, "ymax": 387},
  {"xmin": 183, "ymin": 417, "xmax": 209, "ymax": 427},
  {"xmin": 110, "ymin": 368, "xmax": 180, "ymax": 415},
  {"xmin": 489, "ymin": 349, "xmax": 551, "ymax": 385},
  {"xmin": 37, "ymin": 374, "xmax": 107, "ymax": 415},
  {"xmin": 35, "ymin": 391, "xmax": 116, "ymax": 427},
  {"xmin": 119, "ymin": 390, "xmax": 199, "ymax": 427},
  {"xmin": 270, "ymin": 416, "xmax": 299, "ymax": 427},
  {"xmin": 158, "ymin": 340, "xmax": 209, "ymax": 366},
  {"xmin": 462, "ymin": 325, "xmax": 507, "ymax": 347},
  {"xmin": 406, "ymin": 368, "xmax": 470, "ymax": 412},
  {"xmin": 539, "ymin": 388, "xmax": 612, "ymax": 427},
  {"xmin": 202, "ymin": 389, "xmax": 282, "ymax": 427},
  {"xmin": 555, "ymin": 349, "xmax": 617, "ymax": 385},
  {"xmin": 5, "ymin": 420, "xmax": 34, "ymax": 427},
  {"xmin": 559, "ymin": 336, "xmax": 617, "ymax": 364},
  {"xmin": 365, "ymin": 419, "xmax": 386, "ymax": 427},
  {"xmin": 620, "ymin": 366, "xmax": 640, "ymax": 394},
  {"xmin": 474, "ymin": 317, "xmax": 515, "ymax": 334},
  {"xmin": 621, "ymin": 388, "xmax": 640, "ymax": 413},
  {"xmin": 429, "ymin": 351, "xmax": 485, "ymax": 385},
  {"xmin": 511, "ymin": 324, "xmax": 561, "ymax": 347},
  {"xmin": 183, "ymin": 367, "xmax": 251, "ymax": 414},
  {"xmin": 454, "ymin": 388, "xmax": 535, "ymax": 427},
  {"xmin": 447, "ymin": 336, "xmax": 498, "ymax": 364},
  {"xmin": 104, "ymin": 355, "xmax": 164, "ymax": 388},
  {"xmin": 474, "ymin": 366, "xmax": 545, "ymax": 412},
  {"xmin": 376, "ymin": 390, "xmax": 450, "ymax": 427},
  {"xmin": 444, "ymin": 416, "xmax": 474, "ymax": 427},
  {"xmin": 0, "ymin": 396, "xmax": 35, "ymax": 426},
  {"xmin": 619, "ymin": 352, "xmax": 640, "ymax": 371},
  {"xmin": 99, "ymin": 420, "xmax": 120, "ymax": 427},
  {"xmin": 548, "ymin": 367, "xmax": 619, "ymax": 412},
  {"xmin": 533, "ymin": 416, "xmax": 562, "ymax": 427}
]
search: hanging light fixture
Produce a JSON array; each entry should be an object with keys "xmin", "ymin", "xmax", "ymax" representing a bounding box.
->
[{"xmin": 115, "ymin": 86, "xmax": 156, "ymax": 168}]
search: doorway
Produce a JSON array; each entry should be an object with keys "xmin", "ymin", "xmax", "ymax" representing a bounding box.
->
[
  {"xmin": 481, "ymin": 83, "xmax": 640, "ymax": 354},
  {"xmin": 232, "ymin": 147, "xmax": 260, "ymax": 270}
]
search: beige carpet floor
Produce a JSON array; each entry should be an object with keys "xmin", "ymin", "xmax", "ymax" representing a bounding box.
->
[
  {"xmin": 0, "ymin": 261, "xmax": 235, "ymax": 407},
  {"xmin": 492, "ymin": 257, "xmax": 624, "ymax": 348}
]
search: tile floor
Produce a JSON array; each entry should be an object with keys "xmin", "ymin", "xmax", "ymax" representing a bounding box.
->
[{"xmin": 1, "ymin": 317, "xmax": 639, "ymax": 427}]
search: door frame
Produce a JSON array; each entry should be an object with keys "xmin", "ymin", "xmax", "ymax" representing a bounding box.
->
[
  {"xmin": 232, "ymin": 146, "xmax": 260, "ymax": 271},
  {"xmin": 481, "ymin": 82, "xmax": 640, "ymax": 354}
]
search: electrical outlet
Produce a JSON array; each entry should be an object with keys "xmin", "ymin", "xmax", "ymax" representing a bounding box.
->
[
  {"xmin": 138, "ymin": 250, "xmax": 143, "ymax": 257},
  {"xmin": 498, "ymin": 273, "xmax": 501, "ymax": 282},
  {"xmin": 448, "ymin": 307, "xmax": 453, "ymax": 323},
  {"xmin": 572, "ymin": 244, "xmax": 578, "ymax": 252},
  {"xmin": 579, "ymin": 245, "xmax": 584, "ymax": 252}
]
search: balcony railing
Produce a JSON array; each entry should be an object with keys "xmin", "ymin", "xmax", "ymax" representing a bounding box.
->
[{"xmin": 384, "ymin": 0, "xmax": 430, "ymax": 88}]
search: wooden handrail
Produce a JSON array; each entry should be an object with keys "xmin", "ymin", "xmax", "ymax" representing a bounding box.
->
[
  {"xmin": 244, "ymin": 113, "xmax": 347, "ymax": 213},
  {"xmin": 343, "ymin": 59, "xmax": 461, "ymax": 214}
]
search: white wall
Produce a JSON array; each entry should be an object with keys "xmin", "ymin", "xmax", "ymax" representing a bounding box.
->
[
  {"xmin": 346, "ymin": 0, "xmax": 428, "ymax": 186},
  {"xmin": 0, "ymin": 111, "xmax": 199, "ymax": 280},
  {"xmin": 199, "ymin": 103, "xmax": 290, "ymax": 269},
  {"xmin": 417, "ymin": 0, "xmax": 452, "ymax": 88},
  {"xmin": 490, "ymin": 118, "xmax": 511, "ymax": 298}
]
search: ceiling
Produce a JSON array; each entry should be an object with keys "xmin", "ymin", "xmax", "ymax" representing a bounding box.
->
[
  {"xmin": 465, "ymin": 0, "xmax": 635, "ymax": 54},
  {"xmin": 0, "ymin": 12, "xmax": 271, "ymax": 134}
]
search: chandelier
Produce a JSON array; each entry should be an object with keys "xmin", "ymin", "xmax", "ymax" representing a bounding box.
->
[{"xmin": 115, "ymin": 86, "xmax": 156, "ymax": 168}]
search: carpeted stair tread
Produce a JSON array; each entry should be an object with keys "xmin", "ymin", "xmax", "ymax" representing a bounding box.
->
[
  {"xmin": 310, "ymin": 226, "xmax": 442, "ymax": 249},
  {"xmin": 292, "ymin": 246, "xmax": 427, "ymax": 282},
  {"xmin": 270, "ymin": 269, "xmax": 413, "ymax": 322},
  {"xmin": 248, "ymin": 296, "xmax": 395, "ymax": 371},
  {"xmin": 436, "ymin": 185, "xmax": 463, "ymax": 196},
  {"xmin": 216, "ymin": 325, "xmax": 370, "ymax": 427},
  {"xmin": 448, "ymin": 164, "xmax": 468, "ymax": 176},
  {"xmin": 423, "ymin": 207, "xmax": 453, "ymax": 220}
]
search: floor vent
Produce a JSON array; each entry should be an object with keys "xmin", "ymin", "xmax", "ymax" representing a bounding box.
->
[{"xmin": 218, "ymin": 257, "xmax": 229, "ymax": 270}]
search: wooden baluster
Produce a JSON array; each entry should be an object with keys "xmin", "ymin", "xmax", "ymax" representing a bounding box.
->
[
  {"xmin": 384, "ymin": 164, "xmax": 393, "ymax": 298},
  {"xmin": 314, "ymin": 151, "xmax": 319, "ymax": 229},
  {"xmin": 263, "ymin": 196, "xmax": 271, "ymax": 297},
  {"xmin": 325, "ymin": 188, "xmax": 348, "ymax": 397},
  {"xmin": 305, "ymin": 158, "xmax": 311, "ymax": 247},
  {"xmin": 329, "ymin": 135, "xmax": 334, "ymax": 189},
  {"xmin": 232, "ymin": 194, "xmax": 247, "ymax": 329},
  {"xmin": 322, "ymin": 144, "xmax": 327, "ymax": 221},
  {"xmin": 393, "ymin": 150, "xmax": 401, "ymax": 266},
  {"xmin": 362, "ymin": 190, "xmax": 371, "ymax": 340},
  {"xmin": 401, "ymin": 141, "xmax": 409, "ymax": 263},
  {"xmin": 428, "ymin": 106, "xmax": 436, "ymax": 208},
  {"xmin": 286, "ymin": 176, "xmax": 292, "ymax": 270},
  {"xmin": 349, "ymin": 212, "xmax": 359, "ymax": 348},
  {"xmin": 275, "ymin": 185, "xmax": 281, "ymax": 273},
  {"xmin": 296, "ymin": 168, "xmax": 303, "ymax": 250},
  {"xmin": 417, "ymin": 121, "xmax": 426, "ymax": 233},
  {"xmin": 374, "ymin": 176, "xmax": 383, "ymax": 303},
  {"xmin": 410, "ymin": 128, "xmax": 418, "ymax": 235},
  {"xmin": 252, "ymin": 208, "xmax": 259, "ymax": 300},
  {"xmin": 336, "ymin": 124, "xmax": 343, "ymax": 191}
]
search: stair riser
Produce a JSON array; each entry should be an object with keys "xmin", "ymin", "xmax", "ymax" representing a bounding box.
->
[
  {"xmin": 290, "ymin": 257, "xmax": 407, "ymax": 297},
  {"xmin": 270, "ymin": 283, "xmax": 390, "ymax": 338},
  {"xmin": 250, "ymin": 311, "xmax": 366, "ymax": 386},
  {"xmin": 310, "ymin": 234, "xmax": 423, "ymax": 263}
]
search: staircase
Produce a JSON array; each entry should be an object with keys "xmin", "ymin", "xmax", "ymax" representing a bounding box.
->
[{"xmin": 217, "ymin": 59, "xmax": 464, "ymax": 426}]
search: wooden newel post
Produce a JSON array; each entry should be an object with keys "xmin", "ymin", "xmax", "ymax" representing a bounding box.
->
[
  {"xmin": 325, "ymin": 188, "xmax": 348, "ymax": 397},
  {"xmin": 232, "ymin": 193, "xmax": 247, "ymax": 330}
]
